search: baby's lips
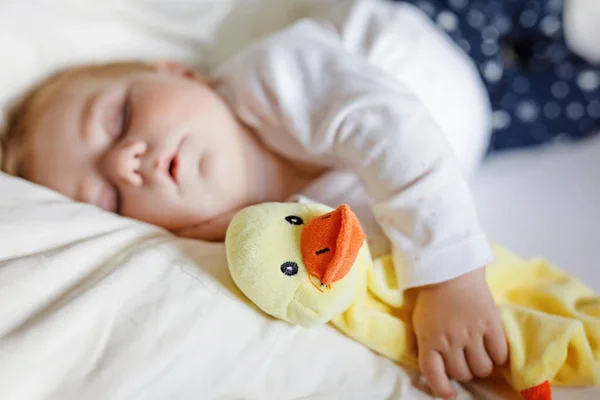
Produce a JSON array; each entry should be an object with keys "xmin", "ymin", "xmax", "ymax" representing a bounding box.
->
[{"xmin": 300, "ymin": 204, "xmax": 366, "ymax": 285}]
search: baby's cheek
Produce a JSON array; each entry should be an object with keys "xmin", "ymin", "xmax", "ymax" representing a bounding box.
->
[{"xmin": 119, "ymin": 192, "xmax": 180, "ymax": 229}]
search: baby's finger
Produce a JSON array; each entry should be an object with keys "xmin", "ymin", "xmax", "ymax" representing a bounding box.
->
[
  {"xmin": 465, "ymin": 338, "xmax": 494, "ymax": 378},
  {"xmin": 443, "ymin": 348, "xmax": 473, "ymax": 382},
  {"xmin": 484, "ymin": 324, "xmax": 509, "ymax": 366},
  {"xmin": 420, "ymin": 350, "xmax": 456, "ymax": 399}
]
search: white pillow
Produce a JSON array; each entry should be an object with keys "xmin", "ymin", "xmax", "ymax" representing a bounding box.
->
[{"xmin": 0, "ymin": 0, "xmax": 330, "ymax": 128}]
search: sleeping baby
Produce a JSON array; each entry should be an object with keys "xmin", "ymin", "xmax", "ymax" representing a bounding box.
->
[{"xmin": 0, "ymin": 1, "xmax": 511, "ymax": 399}]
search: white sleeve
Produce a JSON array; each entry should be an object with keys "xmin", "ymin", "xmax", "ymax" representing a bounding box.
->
[
  {"xmin": 213, "ymin": 8, "xmax": 493, "ymax": 289},
  {"xmin": 305, "ymin": 0, "xmax": 492, "ymax": 177}
]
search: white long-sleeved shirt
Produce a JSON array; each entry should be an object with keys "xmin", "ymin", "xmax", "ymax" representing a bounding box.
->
[{"xmin": 214, "ymin": 0, "xmax": 494, "ymax": 289}]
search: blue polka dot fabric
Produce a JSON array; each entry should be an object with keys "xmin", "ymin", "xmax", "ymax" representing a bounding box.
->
[{"xmin": 391, "ymin": 0, "xmax": 600, "ymax": 152}]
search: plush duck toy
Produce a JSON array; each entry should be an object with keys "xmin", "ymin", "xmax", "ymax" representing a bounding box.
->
[{"xmin": 225, "ymin": 202, "xmax": 600, "ymax": 400}]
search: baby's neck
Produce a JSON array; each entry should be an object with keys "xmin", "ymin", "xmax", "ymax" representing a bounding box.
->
[{"xmin": 242, "ymin": 129, "xmax": 323, "ymax": 205}]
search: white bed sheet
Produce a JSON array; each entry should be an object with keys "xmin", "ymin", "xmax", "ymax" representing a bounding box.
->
[
  {"xmin": 0, "ymin": 172, "xmax": 470, "ymax": 400},
  {"xmin": 472, "ymin": 137, "xmax": 600, "ymax": 293}
]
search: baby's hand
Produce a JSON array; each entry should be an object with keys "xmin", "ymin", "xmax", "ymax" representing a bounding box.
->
[{"xmin": 412, "ymin": 268, "xmax": 507, "ymax": 399}]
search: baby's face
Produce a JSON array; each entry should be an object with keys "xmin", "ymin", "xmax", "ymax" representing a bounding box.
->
[{"xmin": 23, "ymin": 63, "xmax": 254, "ymax": 233}]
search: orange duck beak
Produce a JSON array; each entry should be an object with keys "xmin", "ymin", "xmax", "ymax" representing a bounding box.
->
[
  {"xmin": 300, "ymin": 204, "xmax": 366, "ymax": 286},
  {"xmin": 520, "ymin": 381, "xmax": 552, "ymax": 400}
]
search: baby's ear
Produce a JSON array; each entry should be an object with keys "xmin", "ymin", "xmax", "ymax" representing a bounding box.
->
[{"xmin": 153, "ymin": 60, "xmax": 200, "ymax": 80}]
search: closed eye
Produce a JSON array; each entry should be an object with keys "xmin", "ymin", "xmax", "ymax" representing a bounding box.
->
[
  {"xmin": 117, "ymin": 93, "xmax": 131, "ymax": 139},
  {"xmin": 107, "ymin": 89, "xmax": 132, "ymax": 140}
]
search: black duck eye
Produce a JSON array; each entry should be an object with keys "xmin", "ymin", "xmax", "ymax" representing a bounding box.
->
[
  {"xmin": 280, "ymin": 262, "xmax": 299, "ymax": 276},
  {"xmin": 285, "ymin": 215, "xmax": 304, "ymax": 225}
]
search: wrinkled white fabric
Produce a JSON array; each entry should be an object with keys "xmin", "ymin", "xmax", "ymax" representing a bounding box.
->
[
  {"xmin": 1, "ymin": 172, "xmax": 453, "ymax": 400},
  {"xmin": 215, "ymin": 0, "xmax": 493, "ymax": 288}
]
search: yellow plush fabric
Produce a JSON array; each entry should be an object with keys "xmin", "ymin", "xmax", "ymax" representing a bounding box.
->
[
  {"xmin": 226, "ymin": 202, "xmax": 367, "ymax": 327},
  {"xmin": 226, "ymin": 202, "xmax": 600, "ymax": 400}
]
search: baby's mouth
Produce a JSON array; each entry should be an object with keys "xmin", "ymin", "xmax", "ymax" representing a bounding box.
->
[{"xmin": 168, "ymin": 154, "xmax": 179, "ymax": 183}]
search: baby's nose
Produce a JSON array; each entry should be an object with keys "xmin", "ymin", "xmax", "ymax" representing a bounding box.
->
[{"xmin": 113, "ymin": 140, "xmax": 147, "ymax": 187}]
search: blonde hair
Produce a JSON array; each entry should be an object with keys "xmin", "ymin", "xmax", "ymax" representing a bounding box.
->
[{"xmin": 0, "ymin": 61, "xmax": 153, "ymax": 177}]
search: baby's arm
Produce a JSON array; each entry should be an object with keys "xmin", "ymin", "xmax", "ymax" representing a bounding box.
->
[{"xmin": 214, "ymin": 5, "xmax": 505, "ymax": 399}]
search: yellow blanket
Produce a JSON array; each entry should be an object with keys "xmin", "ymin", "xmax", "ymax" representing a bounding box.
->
[{"xmin": 331, "ymin": 245, "xmax": 600, "ymax": 399}]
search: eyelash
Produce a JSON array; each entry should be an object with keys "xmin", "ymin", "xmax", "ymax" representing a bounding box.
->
[
  {"xmin": 112, "ymin": 93, "xmax": 130, "ymax": 214},
  {"xmin": 118, "ymin": 94, "xmax": 131, "ymax": 139}
]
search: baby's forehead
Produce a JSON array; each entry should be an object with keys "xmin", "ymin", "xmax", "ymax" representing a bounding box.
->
[
  {"xmin": 23, "ymin": 75, "xmax": 95, "ymax": 147},
  {"xmin": 33, "ymin": 62, "xmax": 154, "ymax": 108},
  {"xmin": 29, "ymin": 66, "xmax": 151, "ymax": 131},
  {"xmin": 39, "ymin": 69, "xmax": 126, "ymax": 104}
]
